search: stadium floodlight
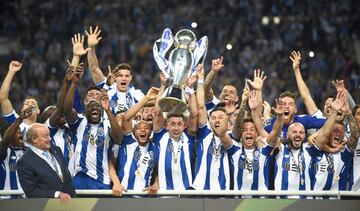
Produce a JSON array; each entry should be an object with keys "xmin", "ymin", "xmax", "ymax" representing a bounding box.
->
[
  {"xmin": 191, "ymin": 22, "xmax": 198, "ymax": 28},
  {"xmin": 309, "ymin": 51, "xmax": 315, "ymax": 58},
  {"xmin": 273, "ymin": 16, "xmax": 280, "ymax": 25},
  {"xmin": 262, "ymin": 16, "xmax": 269, "ymax": 25},
  {"xmin": 226, "ymin": 44, "xmax": 232, "ymax": 50}
]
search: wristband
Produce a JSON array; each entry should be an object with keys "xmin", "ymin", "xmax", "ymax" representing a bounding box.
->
[
  {"xmin": 197, "ymin": 79, "xmax": 204, "ymax": 84},
  {"xmin": 185, "ymin": 86, "xmax": 195, "ymax": 96}
]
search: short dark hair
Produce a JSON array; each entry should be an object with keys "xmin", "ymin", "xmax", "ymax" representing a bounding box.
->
[
  {"xmin": 167, "ymin": 113, "xmax": 185, "ymax": 120},
  {"xmin": 86, "ymin": 86, "xmax": 101, "ymax": 93},
  {"xmin": 352, "ymin": 104, "xmax": 360, "ymax": 116},
  {"xmin": 209, "ymin": 107, "xmax": 226, "ymax": 117},
  {"xmin": 279, "ymin": 91, "xmax": 296, "ymax": 101},
  {"xmin": 112, "ymin": 63, "xmax": 132, "ymax": 74},
  {"xmin": 23, "ymin": 96, "xmax": 39, "ymax": 106}
]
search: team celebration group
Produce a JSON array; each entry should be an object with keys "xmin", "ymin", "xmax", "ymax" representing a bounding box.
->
[{"xmin": 1, "ymin": 26, "xmax": 359, "ymax": 201}]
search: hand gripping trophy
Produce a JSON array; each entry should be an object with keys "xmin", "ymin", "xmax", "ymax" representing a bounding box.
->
[{"xmin": 153, "ymin": 28, "xmax": 208, "ymax": 114}]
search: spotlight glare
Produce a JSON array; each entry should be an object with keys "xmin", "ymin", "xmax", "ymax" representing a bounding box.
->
[
  {"xmin": 191, "ymin": 22, "xmax": 198, "ymax": 28},
  {"xmin": 273, "ymin": 16, "xmax": 280, "ymax": 25},
  {"xmin": 226, "ymin": 44, "xmax": 232, "ymax": 50},
  {"xmin": 262, "ymin": 16, "xmax": 270, "ymax": 25},
  {"xmin": 309, "ymin": 51, "xmax": 315, "ymax": 57}
]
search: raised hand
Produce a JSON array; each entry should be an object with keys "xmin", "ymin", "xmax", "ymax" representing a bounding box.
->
[
  {"xmin": 330, "ymin": 91, "xmax": 346, "ymax": 112},
  {"xmin": 85, "ymin": 26, "xmax": 102, "ymax": 48},
  {"xmin": 195, "ymin": 63, "xmax": 205, "ymax": 79},
  {"xmin": 263, "ymin": 101, "xmax": 271, "ymax": 116},
  {"xmin": 332, "ymin": 79, "xmax": 347, "ymax": 93},
  {"xmin": 248, "ymin": 69, "xmax": 267, "ymax": 90},
  {"xmin": 72, "ymin": 63, "xmax": 84, "ymax": 83},
  {"xmin": 323, "ymin": 140, "xmax": 347, "ymax": 153},
  {"xmin": 146, "ymin": 87, "xmax": 160, "ymax": 100},
  {"xmin": 211, "ymin": 56, "xmax": 224, "ymax": 72},
  {"xmin": 248, "ymin": 90, "xmax": 260, "ymax": 110},
  {"xmin": 8, "ymin": 61, "xmax": 22, "ymax": 73},
  {"xmin": 289, "ymin": 51, "xmax": 301, "ymax": 70},
  {"xmin": 241, "ymin": 86, "xmax": 250, "ymax": 102},
  {"xmin": 159, "ymin": 73, "xmax": 169, "ymax": 87},
  {"xmin": 272, "ymin": 98, "xmax": 285, "ymax": 115},
  {"xmin": 71, "ymin": 33, "xmax": 90, "ymax": 56},
  {"xmin": 106, "ymin": 65, "xmax": 115, "ymax": 86},
  {"xmin": 20, "ymin": 106, "xmax": 34, "ymax": 120},
  {"xmin": 100, "ymin": 89, "xmax": 110, "ymax": 111},
  {"xmin": 186, "ymin": 74, "xmax": 197, "ymax": 88}
]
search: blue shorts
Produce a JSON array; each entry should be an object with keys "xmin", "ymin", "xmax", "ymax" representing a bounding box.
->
[{"xmin": 73, "ymin": 172, "xmax": 111, "ymax": 189}]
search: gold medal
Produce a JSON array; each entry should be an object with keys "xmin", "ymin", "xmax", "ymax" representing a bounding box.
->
[
  {"xmin": 135, "ymin": 169, "xmax": 141, "ymax": 177},
  {"xmin": 90, "ymin": 136, "xmax": 95, "ymax": 145},
  {"xmin": 334, "ymin": 175, "xmax": 340, "ymax": 181}
]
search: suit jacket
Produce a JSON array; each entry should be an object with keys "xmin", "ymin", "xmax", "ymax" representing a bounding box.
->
[{"xmin": 17, "ymin": 145, "xmax": 76, "ymax": 198}]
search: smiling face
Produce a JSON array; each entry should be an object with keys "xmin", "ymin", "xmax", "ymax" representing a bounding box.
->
[
  {"xmin": 85, "ymin": 99, "xmax": 102, "ymax": 124},
  {"xmin": 329, "ymin": 123, "xmax": 345, "ymax": 148},
  {"xmin": 166, "ymin": 116, "xmax": 185, "ymax": 141},
  {"xmin": 114, "ymin": 69, "xmax": 132, "ymax": 92},
  {"xmin": 219, "ymin": 85, "xmax": 239, "ymax": 105},
  {"xmin": 281, "ymin": 96, "xmax": 297, "ymax": 125},
  {"xmin": 287, "ymin": 123, "xmax": 306, "ymax": 149},
  {"xmin": 241, "ymin": 121, "xmax": 257, "ymax": 149},
  {"xmin": 133, "ymin": 121, "xmax": 151, "ymax": 146}
]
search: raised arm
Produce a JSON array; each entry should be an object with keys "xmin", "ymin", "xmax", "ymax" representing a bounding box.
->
[
  {"xmin": 248, "ymin": 69, "xmax": 267, "ymax": 111},
  {"xmin": 204, "ymin": 56, "xmax": 224, "ymax": 101},
  {"xmin": 249, "ymin": 90, "xmax": 268, "ymax": 138},
  {"xmin": 266, "ymin": 99, "xmax": 285, "ymax": 146},
  {"xmin": 290, "ymin": 51, "xmax": 318, "ymax": 115},
  {"xmin": 332, "ymin": 79, "xmax": 356, "ymax": 109},
  {"xmin": 63, "ymin": 69, "xmax": 82, "ymax": 124},
  {"xmin": 343, "ymin": 98, "xmax": 360, "ymax": 151},
  {"xmin": 218, "ymin": 112, "xmax": 233, "ymax": 149},
  {"xmin": 315, "ymin": 92, "xmax": 346, "ymax": 151},
  {"xmin": 185, "ymin": 74, "xmax": 198, "ymax": 135},
  {"xmin": 122, "ymin": 87, "xmax": 159, "ymax": 134},
  {"xmin": 196, "ymin": 64, "xmax": 207, "ymax": 127},
  {"xmin": 0, "ymin": 61, "xmax": 22, "ymax": 115},
  {"xmin": 71, "ymin": 33, "xmax": 90, "ymax": 68},
  {"xmin": 152, "ymin": 73, "xmax": 167, "ymax": 132},
  {"xmin": 232, "ymin": 86, "xmax": 250, "ymax": 139},
  {"xmin": 100, "ymin": 90, "xmax": 123, "ymax": 144},
  {"xmin": 0, "ymin": 107, "xmax": 32, "ymax": 154},
  {"xmin": 85, "ymin": 26, "xmax": 105, "ymax": 84}
]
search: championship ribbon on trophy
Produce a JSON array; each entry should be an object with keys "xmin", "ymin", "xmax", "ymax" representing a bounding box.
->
[{"xmin": 153, "ymin": 28, "xmax": 208, "ymax": 114}]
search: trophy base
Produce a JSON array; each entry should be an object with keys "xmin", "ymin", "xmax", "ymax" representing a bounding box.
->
[{"xmin": 158, "ymin": 97, "xmax": 187, "ymax": 114}]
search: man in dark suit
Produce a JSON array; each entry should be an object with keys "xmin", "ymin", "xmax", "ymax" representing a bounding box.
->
[{"xmin": 17, "ymin": 123, "xmax": 75, "ymax": 202}]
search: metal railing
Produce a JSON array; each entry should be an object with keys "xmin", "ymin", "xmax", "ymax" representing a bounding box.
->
[{"xmin": 1, "ymin": 190, "xmax": 360, "ymax": 199}]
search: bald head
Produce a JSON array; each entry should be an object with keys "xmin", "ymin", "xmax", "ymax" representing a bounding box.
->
[{"xmin": 26, "ymin": 123, "xmax": 51, "ymax": 150}]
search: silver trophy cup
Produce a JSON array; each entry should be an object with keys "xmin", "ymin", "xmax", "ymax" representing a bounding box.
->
[{"xmin": 158, "ymin": 29, "xmax": 197, "ymax": 114}]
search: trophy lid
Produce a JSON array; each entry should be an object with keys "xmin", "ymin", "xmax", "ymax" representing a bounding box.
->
[{"xmin": 174, "ymin": 29, "xmax": 197, "ymax": 51}]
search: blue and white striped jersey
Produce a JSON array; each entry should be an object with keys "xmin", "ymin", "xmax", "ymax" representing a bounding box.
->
[
  {"xmin": 227, "ymin": 139, "xmax": 274, "ymax": 191},
  {"xmin": 349, "ymin": 138, "xmax": 360, "ymax": 191},
  {"xmin": 3, "ymin": 111, "xmax": 32, "ymax": 147},
  {"xmin": 193, "ymin": 123, "xmax": 230, "ymax": 190},
  {"xmin": 274, "ymin": 143, "xmax": 313, "ymax": 193},
  {"xmin": 69, "ymin": 117, "xmax": 113, "ymax": 185},
  {"xmin": 307, "ymin": 145, "xmax": 352, "ymax": 191},
  {"xmin": 0, "ymin": 147, "xmax": 26, "ymax": 196},
  {"xmin": 116, "ymin": 133, "xmax": 155, "ymax": 190},
  {"xmin": 106, "ymin": 85, "xmax": 144, "ymax": 114},
  {"xmin": 153, "ymin": 128, "xmax": 195, "ymax": 190},
  {"xmin": 45, "ymin": 119, "xmax": 76, "ymax": 174}
]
